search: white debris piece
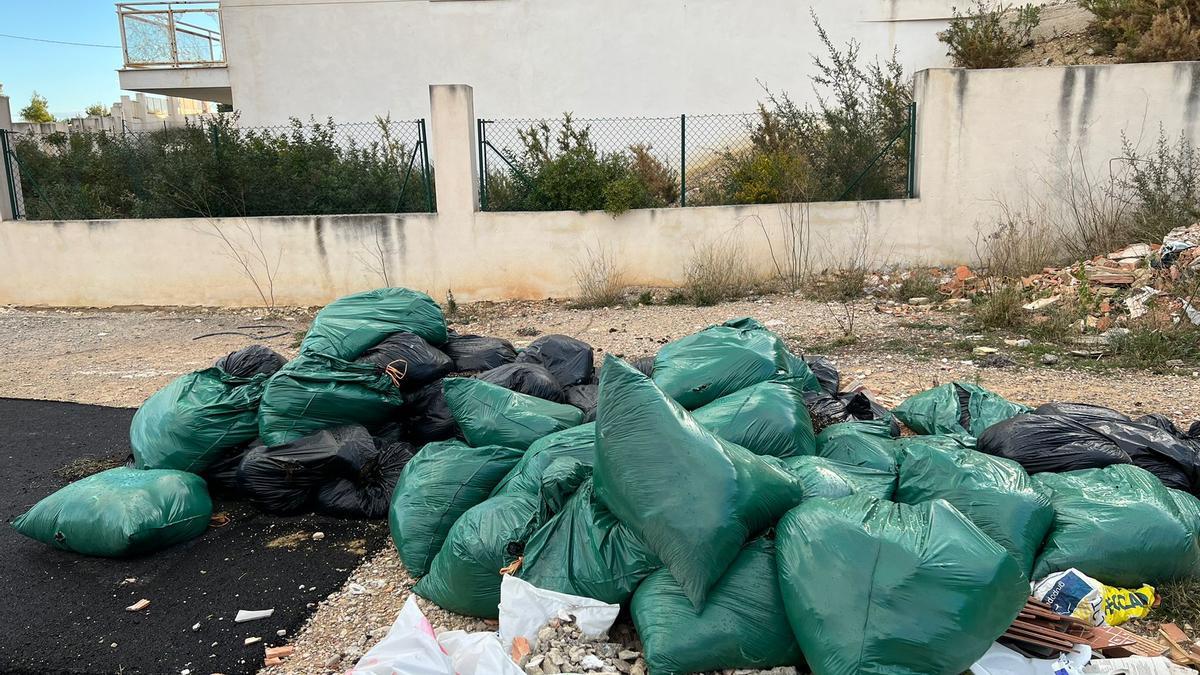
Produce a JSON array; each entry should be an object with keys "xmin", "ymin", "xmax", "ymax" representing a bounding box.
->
[{"xmin": 234, "ymin": 608, "xmax": 274, "ymax": 623}]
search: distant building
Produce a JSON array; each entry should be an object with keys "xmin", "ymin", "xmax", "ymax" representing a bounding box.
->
[
  {"xmin": 115, "ymin": 0, "xmax": 959, "ymax": 126},
  {"xmin": 11, "ymin": 93, "xmax": 214, "ymax": 137}
]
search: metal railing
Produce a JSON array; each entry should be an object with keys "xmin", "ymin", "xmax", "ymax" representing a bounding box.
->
[
  {"xmin": 3, "ymin": 117, "xmax": 434, "ymax": 221},
  {"xmin": 477, "ymin": 105, "xmax": 917, "ymax": 212},
  {"xmin": 117, "ymin": 1, "xmax": 224, "ymax": 68}
]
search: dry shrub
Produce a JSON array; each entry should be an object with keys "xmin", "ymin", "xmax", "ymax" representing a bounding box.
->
[
  {"xmin": 1083, "ymin": 0, "xmax": 1200, "ymax": 62},
  {"xmin": 572, "ymin": 245, "xmax": 627, "ymax": 308},
  {"xmin": 939, "ymin": 1, "xmax": 1042, "ymax": 69},
  {"xmin": 629, "ymin": 144, "xmax": 679, "ymax": 206},
  {"xmin": 973, "ymin": 283, "xmax": 1028, "ymax": 329},
  {"xmin": 974, "ymin": 201, "xmax": 1064, "ymax": 279},
  {"xmin": 683, "ymin": 240, "xmax": 758, "ymax": 306}
]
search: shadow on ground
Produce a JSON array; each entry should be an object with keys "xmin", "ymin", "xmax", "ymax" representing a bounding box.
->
[{"xmin": 0, "ymin": 398, "xmax": 387, "ymax": 675}]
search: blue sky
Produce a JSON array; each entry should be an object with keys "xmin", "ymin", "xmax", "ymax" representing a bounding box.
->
[{"xmin": 1, "ymin": 1, "xmax": 127, "ymax": 119}]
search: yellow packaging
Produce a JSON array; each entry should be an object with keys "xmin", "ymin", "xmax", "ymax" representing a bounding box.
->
[{"xmin": 1101, "ymin": 584, "xmax": 1155, "ymax": 626}]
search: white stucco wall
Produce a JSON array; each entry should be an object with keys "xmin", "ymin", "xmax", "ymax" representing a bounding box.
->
[{"xmin": 217, "ymin": 0, "xmax": 960, "ymax": 125}]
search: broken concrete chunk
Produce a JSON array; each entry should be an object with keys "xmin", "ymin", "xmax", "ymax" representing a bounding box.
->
[{"xmin": 1023, "ymin": 296, "xmax": 1060, "ymax": 311}]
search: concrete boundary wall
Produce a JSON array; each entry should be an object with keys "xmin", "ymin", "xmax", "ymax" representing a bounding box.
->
[{"xmin": 2, "ymin": 62, "xmax": 1198, "ymax": 307}]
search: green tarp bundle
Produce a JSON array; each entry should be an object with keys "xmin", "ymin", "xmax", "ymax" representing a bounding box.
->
[
  {"xmin": 692, "ymin": 380, "xmax": 816, "ymax": 457},
  {"xmin": 594, "ymin": 355, "xmax": 805, "ymax": 608},
  {"xmin": 412, "ymin": 493, "xmax": 540, "ymax": 618},
  {"xmin": 300, "ymin": 287, "xmax": 448, "ymax": 360},
  {"xmin": 632, "ymin": 538, "xmax": 803, "ymax": 675},
  {"xmin": 1033, "ymin": 465, "xmax": 1200, "ymax": 586},
  {"xmin": 893, "ymin": 382, "xmax": 1028, "ymax": 437},
  {"xmin": 896, "ymin": 436, "xmax": 1054, "ymax": 577},
  {"xmin": 444, "ymin": 378, "xmax": 583, "ymax": 450},
  {"xmin": 776, "ymin": 495, "xmax": 1027, "ymax": 675},
  {"xmin": 490, "ymin": 423, "xmax": 596, "ymax": 498},
  {"xmin": 12, "ymin": 467, "xmax": 213, "ymax": 558},
  {"xmin": 257, "ymin": 353, "xmax": 405, "ymax": 447},
  {"xmin": 131, "ymin": 367, "xmax": 268, "ymax": 472},
  {"xmin": 651, "ymin": 317, "xmax": 821, "ymax": 409},
  {"xmin": 777, "ymin": 455, "xmax": 897, "ymax": 501},
  {"xmin": 389, "ymin": 441, "xmax": 522, "ymax": 577},
  {"xmin": 813, "ymin": 421, "xmax": 902, "ymax": 475},
  {"xmin": 519, "ymin": 479, "xmax": 660, "ymax": 605}
]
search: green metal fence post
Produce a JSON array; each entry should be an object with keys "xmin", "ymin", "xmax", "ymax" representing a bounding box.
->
[
  {"xmin": 680, "ymin": 113, "xmax": 687, "ymax": 207},
  {"xmin": 477, "ymin": 119, "xmax": 488, "ymax": 211},
  {"xmin": 1, "ymin": 131, "xmax": 20, "ymax": 219},
  {"xmin": 907, "ymin": 101, "xmax": 917, "ymax": 199},
  {"xmin": 419, "ymin": 119, "xmax": 434, "ymax": 212}
]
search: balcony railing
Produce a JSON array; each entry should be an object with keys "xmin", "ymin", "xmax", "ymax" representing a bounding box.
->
[{"xmin": 117, "ymin": 1, "xmax": 224, "ymax": 68}]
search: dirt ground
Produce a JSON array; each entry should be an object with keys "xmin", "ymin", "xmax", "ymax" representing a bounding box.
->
[{"xmin": 4, "ymin": 296, "xmax": 1200, "ymax": 674}]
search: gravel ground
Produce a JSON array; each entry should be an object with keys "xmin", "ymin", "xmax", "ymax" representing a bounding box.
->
[{"xmin": 5, "ymin": 296, "xmax": 1200, "ymax": 675}]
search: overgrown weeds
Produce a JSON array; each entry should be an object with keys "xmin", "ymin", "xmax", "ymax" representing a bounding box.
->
[
  {"xmin": 1108, "ymin": 323, "xmax": 1200, "ymax": 370},
  {"xmin": 972, "ymin": 284, "xmax": 1028, "ymax": 329},
  {"xmin": 1081, "ymin": 0, "xmax": 1200, "ymax": 63},
  {"xmin": 891, "ymin": 272, "xmax": 941, "ymax": 301},
  {"xmin": 939, "ymin": 1, "xmax": 1042, "ymax": 69},
  {"xmin": 681, "ymin": 240, "xmax": 758, "ymax": 306},
  {"xmin": 571, "ymin": 245, "xmax": 627, "ymax": 308},
  {"xmin": 973, "ymin": 200, "xmax": 1064, "ymax": 278}
]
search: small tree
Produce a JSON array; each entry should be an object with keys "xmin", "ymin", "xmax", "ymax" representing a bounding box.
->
[
  {"xmin": 939, "ymin": 2, "xmax": 1041, "ymax": 69},
  {"xmin": 85, "ymin": 103, "xmax": 109, "ymax": 117},
  {"xmin": 20, "ymin": 91, "xmax": 54, "ymax": 123}
]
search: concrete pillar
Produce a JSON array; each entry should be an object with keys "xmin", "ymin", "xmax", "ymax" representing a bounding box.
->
[
  {"xmin": 428, "ymin": 84, "xmax": 479, "ymax": 215},
  {"xmin": 0, "ymin": 94, "xmax": 15, "ymax": 220}
]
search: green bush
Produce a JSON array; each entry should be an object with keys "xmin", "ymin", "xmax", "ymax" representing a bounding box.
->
[
  {"xmin": 693, "ymin": 15, "xmax": 914, "ymax": 206},
  {"xmin": 1121, "ymin": 129, "xmax": 1200, "ymax": 242},
  {"xmin": 939, "ymin": 2, "xmax": 1041, "ymax": 69},
  {"xmin": 483, "ymin": 115, "xmax": 678, "ymax": 215},
  {"xmin": 13, "ymin": 114, "xmax": 432, "ymax": 220},
  {"xmin": 1082, "ymin": 0, "xmax": 1200, "ymax": 62}
]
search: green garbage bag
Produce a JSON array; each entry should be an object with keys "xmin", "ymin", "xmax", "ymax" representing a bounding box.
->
[
  {"xmin": 692, "ymin": 380, "xmax": 816, "ymax": 457},
  {"xmin": 814, "ymin": 421, "xmax": 902, "ymax": 475},
  {"xmin": 519, "ymin": 479, "xmax": 661, "ymax": 605},
  {"xmin": 536, "ymin": 457, "xmax": 592, "ymax": 515},
  {"xmin": 257, "ymin": 353, "xmax": 404, "ymax": 447},
  {"xmin": 633, "ymin": 537, "xmax": 803, "ymax": 675},
  {"xmin": 652, "ymin": 317, "xmax": 821, "ymax": 409},
  {"xmin": 896, "ymin": 436, "xmax": 1054, "ymax": 577},
  {"xmin": 444, "ymin": 378, "xmax": 582, "ymax": 450},
  {"xmin": 389, "ymin": 441, "xmax": 523, "ymax": 577},
  {"xmin": 12, "ymin": 467, "xmax": 212, "ymax": 558},
  {"xmin": 131, "ymin": 368, "xmax": 268, "ymax": 472},
  {"xmin": 776, "ymin": 495, "xmax": 1028, "ymax": 675},
  {"xmin": 490, "ymin": 423, "xmax": 596, "ymax": 498},
  {"xmin": 776, "ymin": 455, "xmax": 896, "ymax": 501},
  {"xmin": 893, "ymin": 382, "xmax": 1028, "ymax": 437},
  {"xmin": 413, "ymin": 493, "xmax": 540, "ymax": 618},
  {"xmin": 1171, "ymin": 489, "xmax": 1200, "ymax": 535},
  {"xmin": 1033, "ymin": 465, "xmax": 1200, "ymax": 587},
  {"xmin": 594, "ymin": 355, "xmax": 805, "ymax": 608},
  {"xmin": 300, "ymin": 287, "xmax": 448, "ymax": 360}
]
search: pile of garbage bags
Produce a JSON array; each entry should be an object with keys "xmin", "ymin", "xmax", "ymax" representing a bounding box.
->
[{"xmin": 14, "ymin": 286, "xmax": 1200, "ymax": 675}]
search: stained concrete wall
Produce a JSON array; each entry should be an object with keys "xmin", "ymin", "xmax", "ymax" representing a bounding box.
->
[{"xmin": 2, "ymin": 63, "xmax": 1198, "ymax": 307}]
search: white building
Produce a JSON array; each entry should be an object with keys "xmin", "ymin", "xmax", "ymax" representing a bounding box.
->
[{"xmin": 116, "ymin": 0, "xmax": 960, "ymax": 126}]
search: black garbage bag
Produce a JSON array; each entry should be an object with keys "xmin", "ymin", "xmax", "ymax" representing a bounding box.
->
[
  {"xmin": 805, "ymin": 355, "xmax": 841, "ymax": 395},
  {"xmin": 476, "ymin": 362, "xmax": 566, "ymax": 403},
  {"xmin": 400, "ymin": 380, "xmax": 460, "ymax": 444},
  {"xmin": 201, "ymin": 443, "xmax": 252, "ymax": 496},
  {"xmin": 1137, "ymin": 413, "xmax": 1186, "ymax": 437},
  {"xmin": 315, "ymin": 440, "xmax": 416, "ymax": 519},
  {"xmin": 354, "ymin": 332, "xmax": 452, "ymax": 391},
  {"xmin": 803, "ymin": 391, "xmax": 855, "ymax": 433},
  {"xmin": 237, "ymin": 425, "xmax": 375, "ymax": 514},
  {"xmin": 564, "ymin": 384, "xmax": 600, "ymax": 422},
  {"xmin": 515, "ymin": 335, "xmax": 595, "ymax": 387},
  {"xmin": 441, "ymin": 333, "xmax": 517, "ymax": 372},
  {"xmin": 1033, "ymin": 403, "xmax": 1200, "ymax": 492},
  {"xmin": 214, "ymin": 345, "xmax": 287, "ymax": 378},
  {"xmin": 977, "ymin": 414, "xmax": 1132, "ymax": 474}
]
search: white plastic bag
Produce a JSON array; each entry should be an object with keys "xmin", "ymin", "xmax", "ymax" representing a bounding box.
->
[
  {"xmin": 971, "ymin": 642, "xmax": 1091, "ymax": 675},
  {"xmin": 1033, "ymin": 568, "xmax": 1106, "ymax": 626},
  {"xmin": 349, "ymin": 595, "xmax": 523, "ymax": 675},
  {"xmin": 348, "ymin": 595, "xmax": 453, "ymax": 675},
  {"xmin": 497, "ymin": 574, "xmax": 620, "ymax": 650}
]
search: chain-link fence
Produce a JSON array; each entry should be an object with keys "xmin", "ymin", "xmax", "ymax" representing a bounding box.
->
[
  {"xmin": 3, "ymin": 117, "xmax": 433, "ymax": 220},
  {"xmin": 478, "ymin": 105, "xmax": 916, "ymax": 212}
]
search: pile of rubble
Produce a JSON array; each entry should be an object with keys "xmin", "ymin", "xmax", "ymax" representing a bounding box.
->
[{"xmin": 514, "ymin": 618, "xmax": 645, "ymax": 675}]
